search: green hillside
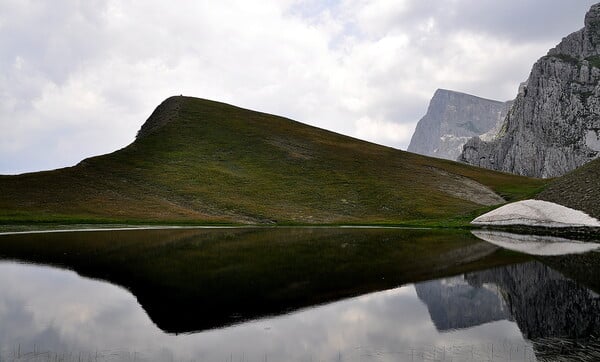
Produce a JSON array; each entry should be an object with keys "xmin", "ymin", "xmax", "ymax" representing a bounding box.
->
[
  {"xmin": 537, "ymin": 157, "xmax": 600, "ymax": 219},
  {"xmin": 0, "ymin": 96, "xmax": 546, "ymax": 226}
]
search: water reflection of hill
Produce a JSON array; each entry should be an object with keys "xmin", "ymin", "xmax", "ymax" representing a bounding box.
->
[{"xmin": 0, "ymin": 228, "xmax": 525, "ymax": 333}]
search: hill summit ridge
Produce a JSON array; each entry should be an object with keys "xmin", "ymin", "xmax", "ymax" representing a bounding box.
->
[{"xmin": 136, "ymin": 96, "xmax": 184, "ymax": 139}]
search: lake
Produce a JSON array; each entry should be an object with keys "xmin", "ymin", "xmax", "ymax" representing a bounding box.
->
[{"xmin": 0, "ymin": 227, "xmax": 598, "ymax": 361}]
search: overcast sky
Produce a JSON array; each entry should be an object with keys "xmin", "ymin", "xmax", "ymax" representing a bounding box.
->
[{"xmin": 1, "ymin": 0, "xmax": 597, "ymax": 174}]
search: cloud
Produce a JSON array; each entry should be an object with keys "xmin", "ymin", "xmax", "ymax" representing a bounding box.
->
[
  {"xmin": 0, "ymin": 261, "xmax": 532, "ymax": 361},
  {"xmin": 354, "ymin": 116, "xmax": 415, "ymax": 146},
  {"xmin": 1, "ymin": 0, "xmax": 597, "ymax": 173}
]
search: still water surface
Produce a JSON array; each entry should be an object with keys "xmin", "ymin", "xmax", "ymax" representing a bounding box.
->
[{"xmin": 0, "ymin": 228, "xmax": 598, "ymax": 361}]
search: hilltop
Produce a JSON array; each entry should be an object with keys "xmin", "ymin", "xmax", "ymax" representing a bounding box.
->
[{"xmin": 0, "ymin": 96, "xmax": 545, "ymax": 226}]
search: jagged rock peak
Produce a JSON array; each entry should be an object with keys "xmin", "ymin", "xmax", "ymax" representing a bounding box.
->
[
  {"xmin": 584, "ymin": 3, "xmax": 600, "ymax": 52},
  {"xmin": 136, "ymin": 96, "xmax": 185, "ymax": 139},
  {"xmin": 547, "ymin": 3, "xmax": 600, "ymax": 59},
  {"xmin": 459, "ymin": 3, "xmax": 600, "ymax": 178},
  {"xmin": 407, "ymin": 89, "xmax": 510, "ymax": 161}
]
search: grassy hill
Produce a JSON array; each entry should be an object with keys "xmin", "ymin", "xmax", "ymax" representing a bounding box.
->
[
  {"xmin": 537, "ymin": 157, "xmax": 600, "ymax": 219},
  {"xmin": 0, "ymin": 96, "xmax": 546, "ymax": 226}
]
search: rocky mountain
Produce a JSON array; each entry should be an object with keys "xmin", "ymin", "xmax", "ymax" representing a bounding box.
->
[
  {"xmin": 460, "ymin": 4, "xmax": 600, "ymax": 177},
  {"xmin": 407, "ymin": 89, "xmax": 511, "ymax": 161}
]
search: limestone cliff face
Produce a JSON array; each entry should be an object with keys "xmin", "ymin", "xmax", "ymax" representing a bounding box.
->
[
  {"xmin": 408, "ymin": 89, "xmax": 510, "ymax": 161},
  {"xmin": 459, "ymin": 4, "xmax": 600, "ymax": 177}
]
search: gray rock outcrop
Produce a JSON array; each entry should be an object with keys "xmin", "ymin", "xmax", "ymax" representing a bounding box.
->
[
  {"xmin": 408, "ymin": 89, "xmax": 511, "ymax": 161},
  {"xmin": 459, "ymin": 4, "xmax": 600, "ymax": 178}
]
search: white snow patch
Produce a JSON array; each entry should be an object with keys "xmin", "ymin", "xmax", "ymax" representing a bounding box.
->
[
  {"xmin": 585, "ymin": 129, "xmax": 600, "ymax": 151},
  {"xmin": 440, "ymin": 134, "xmax": 469, "ymax": 142},
  {"xmin": 472, "ymin": 199, "xmax": 600, "ymax": 228},
  {"xmin": 472, "ymin": 230, "xmax": 600, "ymax": 256}
]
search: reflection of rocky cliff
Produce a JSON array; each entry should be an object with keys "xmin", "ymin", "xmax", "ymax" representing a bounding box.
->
[
  {"xmin": 418, "ymin": 261, "xmax": 600, "ymax": 339},
  {"xmin": 466, "ymin": 261, "xmax": 600, "ymax": 340},
  {"xmin": 415, "ymin": 276, "xmax": 510, "ymax": 331},
  {"xmin": 417, "ymin": 261, "xmax": 600, "ymax": 360},
  {"xmin": 0, "ymin": 228, "xmax": 522, "ymax": 334}
]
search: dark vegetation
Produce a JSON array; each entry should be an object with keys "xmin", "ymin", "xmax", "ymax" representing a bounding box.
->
[
  {"xmin": 586, "ymin": 55, "xmax": 600, "ymax": 68},
  {"xmin": 0, "ymin": 96, "xmax": 546, "ymax": 227},
  {"xmin": 546, "ymin": 53, "xmax": 580, "ymax": 65},
  {"xmin": 0, "ymin": 227, "xmax": 530, "ymax": 333},
  {"xmin": 537, "ymin": 157, "xmax": 600, "ymax": 219},
  {"xmin": 538, "ymin": 251, "xmax": 600, "ymax": 294}
]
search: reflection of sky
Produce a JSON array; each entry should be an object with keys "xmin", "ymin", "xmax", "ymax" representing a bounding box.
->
[{"xmin": 0, "ymin": 262, "xmax": 536, "ymax": 362}]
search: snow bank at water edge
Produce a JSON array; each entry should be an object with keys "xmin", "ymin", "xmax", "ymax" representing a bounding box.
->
[
  {"xmin": 471, "ymin": 230, "xmax": 600, "ymax": 256},
  {"xmin": 472, "ymin": 200, "xmax": 600, "ymax": 228}
]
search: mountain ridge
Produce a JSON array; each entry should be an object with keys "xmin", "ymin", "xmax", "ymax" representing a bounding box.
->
[
  {"xmin": 408, "ymin": 89, "xmax": 511, "ymax": 161},
  {"xmin": 459, "ymin": 3, "xmax": 600, "ymax": 177}
]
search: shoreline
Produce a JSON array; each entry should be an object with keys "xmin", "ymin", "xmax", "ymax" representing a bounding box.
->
[
  {"xmin": 0, "ymin": 223, "xmax": 440, "ymax": 236},
  {"xmin": 0, "ymin": 222, "xmax": 598, "ymax": 241}
]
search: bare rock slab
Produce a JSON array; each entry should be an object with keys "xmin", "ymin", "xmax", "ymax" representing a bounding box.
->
[{"xmin": 472, "ymin": 199, "xmax": 600, "ymax": 228}]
